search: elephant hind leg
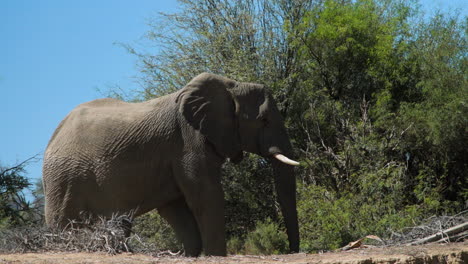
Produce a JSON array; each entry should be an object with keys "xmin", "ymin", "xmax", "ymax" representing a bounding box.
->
[{"xmin": 158, "ymin": 198, "xmax": 202, "ymax": 257}]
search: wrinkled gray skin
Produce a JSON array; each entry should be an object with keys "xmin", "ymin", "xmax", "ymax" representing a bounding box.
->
[{"xmin": 43, "ymin": 73, "xmax": 299, "ymax": 256}]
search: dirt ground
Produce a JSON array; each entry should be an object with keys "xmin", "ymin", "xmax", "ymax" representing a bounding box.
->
[{"xmin": 1, "ymin": 242, "xmax": 466, "ymax": 264}]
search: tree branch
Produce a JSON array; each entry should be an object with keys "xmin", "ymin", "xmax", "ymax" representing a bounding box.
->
[{"xmin": 406, "ymin": 222, "xmax": 468, "ymax": 246}]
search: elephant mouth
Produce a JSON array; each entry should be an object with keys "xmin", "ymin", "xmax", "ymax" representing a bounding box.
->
[{"xmin": 273, "ymin": 153, "xmax": 300, "ymax": 166}]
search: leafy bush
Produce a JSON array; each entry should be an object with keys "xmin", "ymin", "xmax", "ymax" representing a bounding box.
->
[
  {"xmin": 131, "ymin": 210, "xmax": 181, "ymax": 252},
  {"xmin": 244, "ymin": 219, "xmax": 288, "ymax": 255},
  {"xmin": 0, "ymin": 156, "xmax": 43, "ymax": 228},
  {"xmin": 297, "ymin": 185, "xmax": 424, "ymax": 252},
  {"xmin": 226, "ymin": 236, "xmax": 244, "ymax": 255}
]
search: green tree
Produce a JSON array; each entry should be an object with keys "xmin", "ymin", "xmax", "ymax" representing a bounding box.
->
[
  {"xmin": 290, "ymin": 0, "xmax": 466, "ymax": 250},
  {"xmin": 396, "ymin": 13, "xmax": 467, "ymax": 207},
  {"xmin": 0, "ymin": 156, "xmax": 41, "ymax": 227}
]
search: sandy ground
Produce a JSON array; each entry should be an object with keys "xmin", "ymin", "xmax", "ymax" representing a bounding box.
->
[{"xmin": 1, "ymin": 242, "xmax": 467, "ymax": 264}]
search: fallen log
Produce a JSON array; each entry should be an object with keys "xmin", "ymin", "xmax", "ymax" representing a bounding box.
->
[
  {"xmin": 406, "ymin": 221, "xmax": 468, "ymax": 246},
  {"xmin": 435, "ymin": 230, "xmax": 468, "ymax": 243}
]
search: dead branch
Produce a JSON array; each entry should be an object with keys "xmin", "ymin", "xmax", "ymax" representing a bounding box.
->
[
  {"xmin": 0, "ymin": 211, "xmax": 184, "ymax": 255},
  {"xmin": 0, "ymin": 154, "xmax": 40, "ymax": 178},
  {"xmin": 435, "ymin": 230, "xmax": 468, "ymax": 243},
  {"xmin": 406, "ymin": 221, "xmax": 468, "ymax": 246}
]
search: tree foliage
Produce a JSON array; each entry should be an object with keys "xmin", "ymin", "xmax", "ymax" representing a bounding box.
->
[
  {"xmin": 0, "ymin": 156, "xmax": 42, "ymax": 228},
  {"xmin": 121, "ymin": 0, "xmax": 466, "ymax": 252}
]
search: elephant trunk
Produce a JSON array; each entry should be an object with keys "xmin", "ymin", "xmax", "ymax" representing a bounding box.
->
[{"xmin": 271, "ymin": 159, "xmax": 300, "ymax": 253}]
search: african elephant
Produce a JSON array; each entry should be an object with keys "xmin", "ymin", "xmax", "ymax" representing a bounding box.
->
[{"xmin": 43, "ymin": 73, "xmax": 299, "ymax": 256}]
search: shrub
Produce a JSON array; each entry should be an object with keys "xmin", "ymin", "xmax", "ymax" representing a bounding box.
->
[
  {"xmin": 297, "ymin": 184, "xmax": 437, "ymax": 252},
  {"xmin": 244, "ymin": 219, "xmax": 288, "ymax": 255},
  {"xmin": 226, "ymin": 236, "xmax": 244, "ymax": 255},
  {"xmin": 131, "ymin": 210, "xmax": 181, "ymax": 252}
]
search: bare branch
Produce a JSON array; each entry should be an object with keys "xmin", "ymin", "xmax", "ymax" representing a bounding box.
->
[{"xmin": 406, "ymin": 222, "xmax": 468, "ymax": 246}]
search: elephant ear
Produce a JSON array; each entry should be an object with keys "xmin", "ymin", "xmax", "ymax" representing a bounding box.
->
[{"xmin": 177, "ymin": 73, "xmax": 242, "ymax": 159}]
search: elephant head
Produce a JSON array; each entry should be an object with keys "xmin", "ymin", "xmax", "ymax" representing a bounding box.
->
[{"xmin": 177, "ymin": 73, "xmax": 300, "ymax": 253}]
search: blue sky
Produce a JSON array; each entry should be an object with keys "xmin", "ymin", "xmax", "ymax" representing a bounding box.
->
[
  {"xmin": 0, "ymin": 0, "xmax": 466, "ymax": 196},
  {"xmin": 1, "ymin": 1, "xmax": 179, "ymax": 188}
]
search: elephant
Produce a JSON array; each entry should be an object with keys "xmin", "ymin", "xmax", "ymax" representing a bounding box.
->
[{"xmin": 43, "ymin": 72, "xmax": 300, "ymax": 256}]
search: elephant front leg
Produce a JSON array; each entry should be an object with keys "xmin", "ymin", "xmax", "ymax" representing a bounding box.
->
[
  {"xmin": 158, "ymin": 198, "xmax": 202, "ymax": 257},
  {"xmin": 193, "ymin": 184, "xmax": 227, "ymax": 256},
  {"xmin": 174, "ymin": 156, "xmax": 227, "ymax": 256}
]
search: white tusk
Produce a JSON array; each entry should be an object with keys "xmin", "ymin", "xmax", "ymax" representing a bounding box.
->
[{"xmin": 273, "ymin": 154, "xmax": 300, "ymax": 166}]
